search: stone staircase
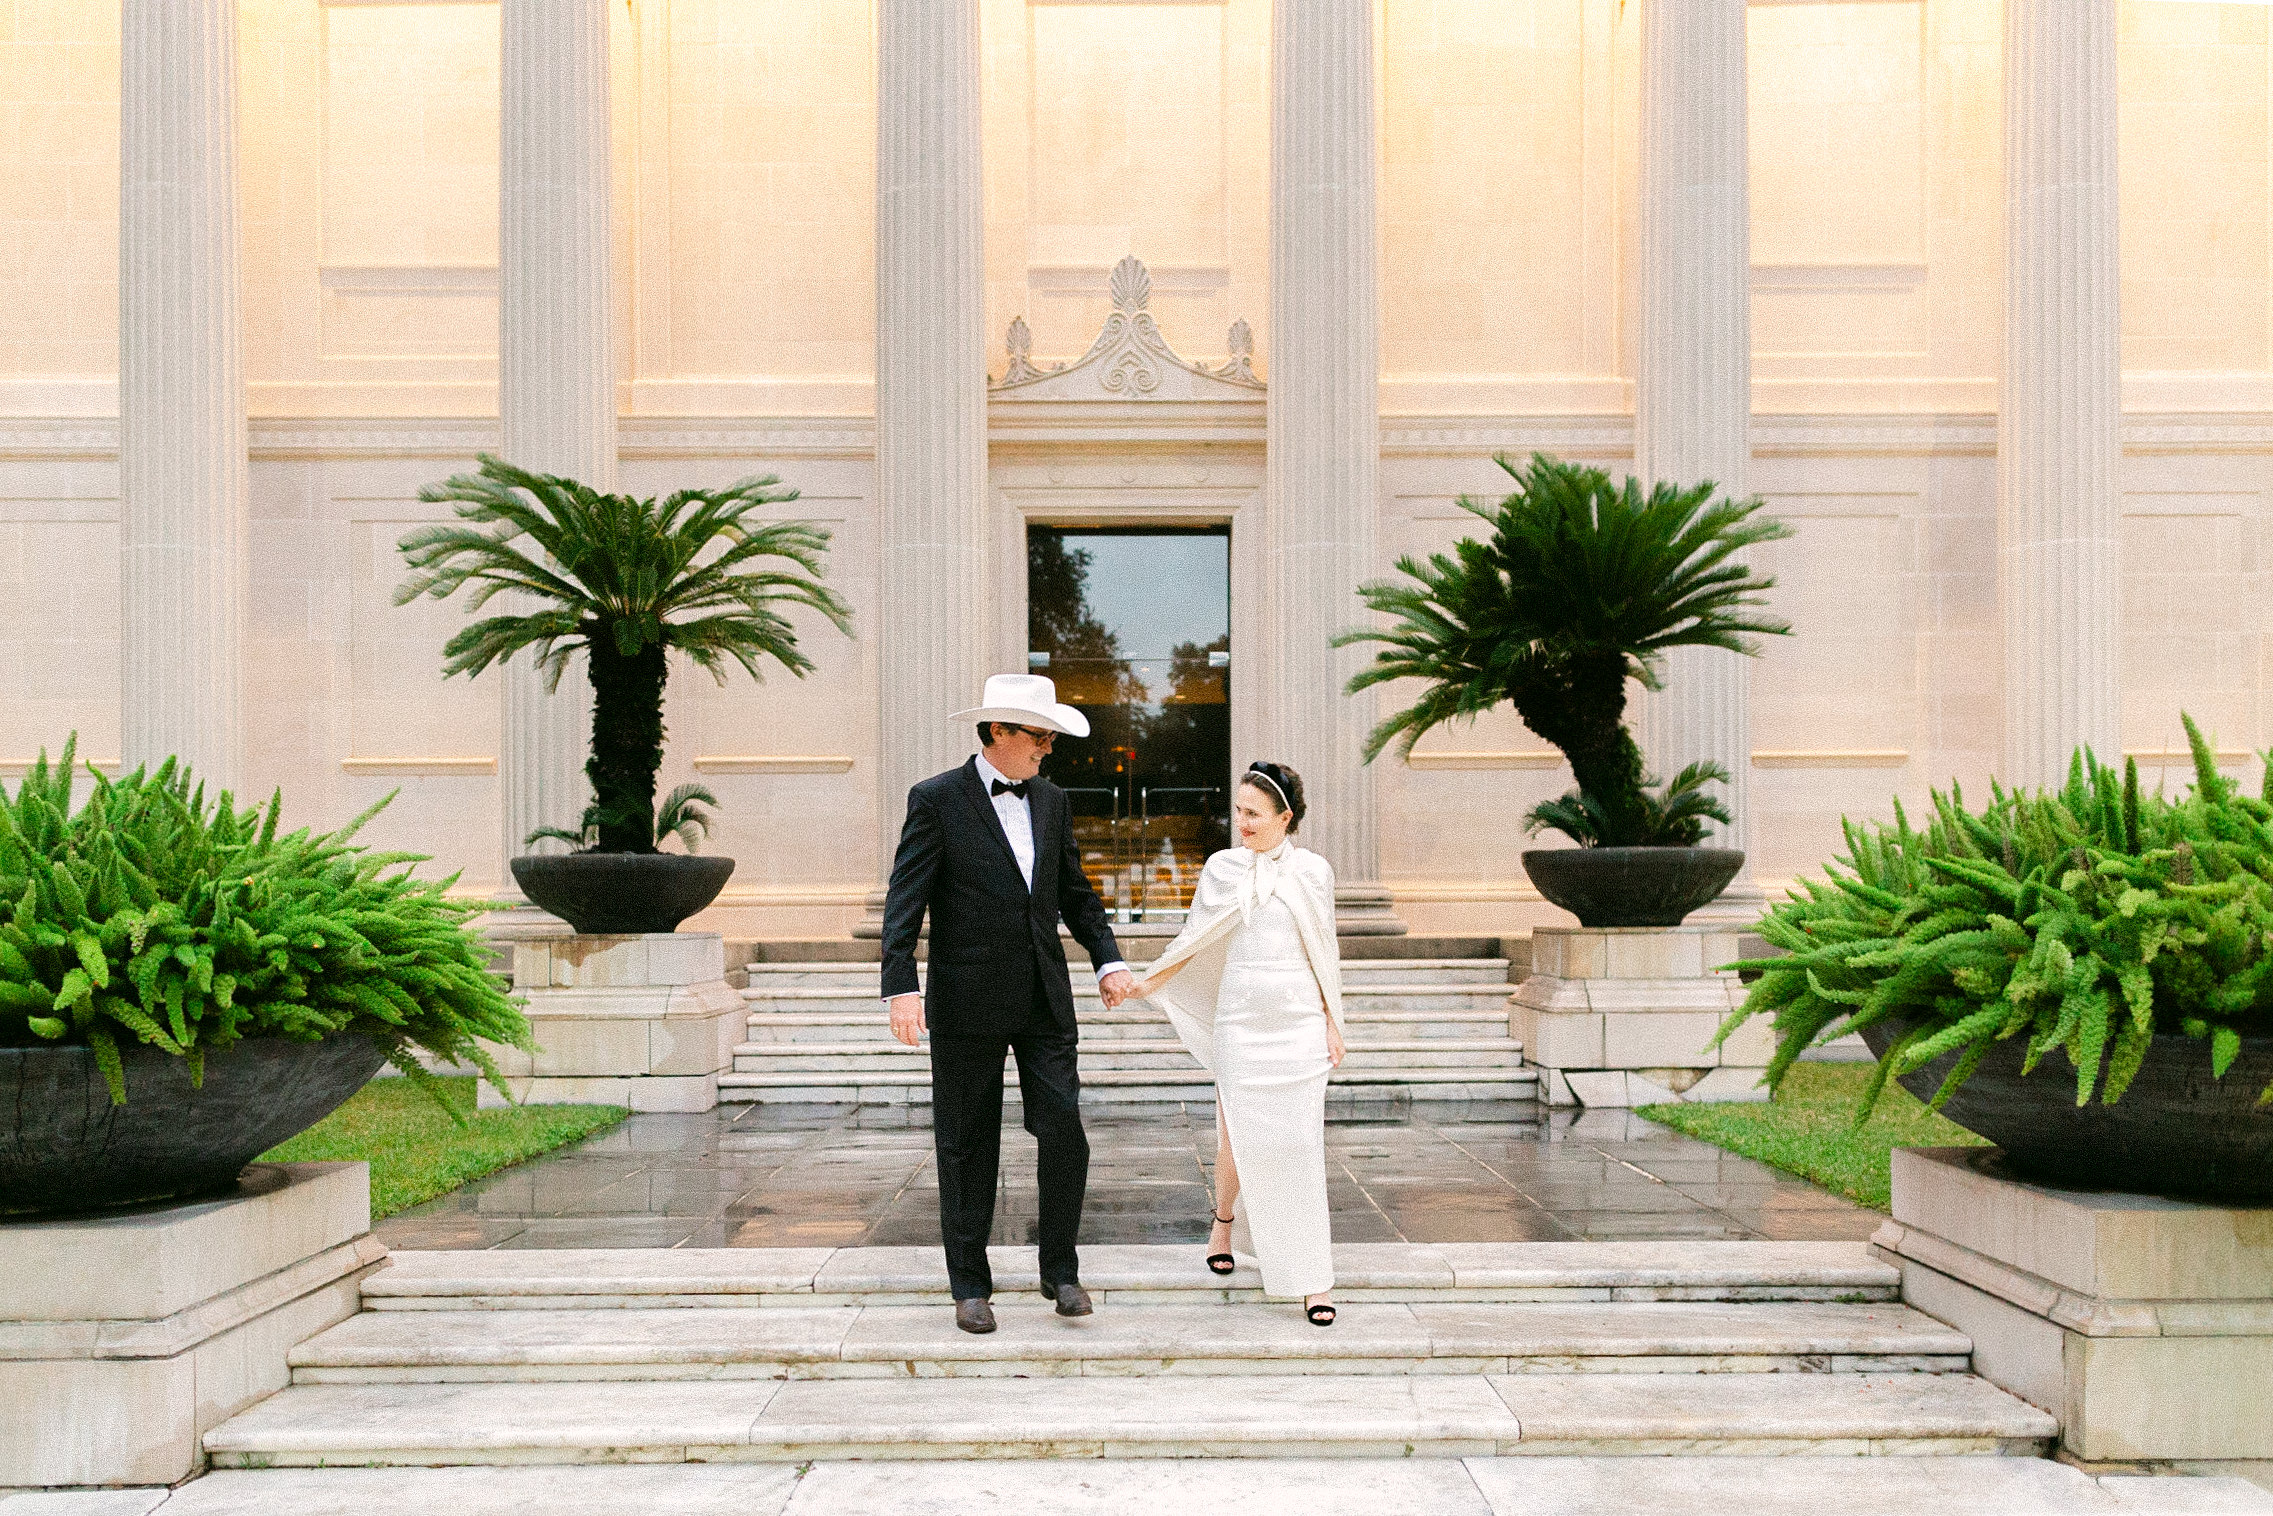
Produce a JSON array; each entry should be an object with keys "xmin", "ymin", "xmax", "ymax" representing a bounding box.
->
[
  {"xmin": 721, "ymin": 955, "xmax": 1537, "ymax": 1105},
  {"xmin": 201, "ymin": 1241, "xmax": 2060, "ymax": 1472}
]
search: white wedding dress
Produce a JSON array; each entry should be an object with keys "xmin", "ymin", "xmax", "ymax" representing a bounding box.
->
[{"xmin": 1140, "ymin": 841, "xmax": 1340, "ymax": 1298}]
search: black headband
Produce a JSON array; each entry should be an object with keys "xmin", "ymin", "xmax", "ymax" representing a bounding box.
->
[{"xmin": 1245, "ymin": 765, "xmax": 1290, "ymax": 811}]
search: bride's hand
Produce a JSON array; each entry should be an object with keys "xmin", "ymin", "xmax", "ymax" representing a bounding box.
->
[{"xmin": 1326, "ymin": 1018, "xmax": 1345, "ymax": 1068}]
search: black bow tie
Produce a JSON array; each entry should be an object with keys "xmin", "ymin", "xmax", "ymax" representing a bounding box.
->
[{"xmin": 990, "ymin": 779, "xmax": 1030, "ymax": 799}]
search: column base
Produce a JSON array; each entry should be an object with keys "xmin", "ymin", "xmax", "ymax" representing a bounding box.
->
[
  {"xmin": 1333, "ymin": 882, "xmax": 1409, "ymax": 936},
  {"xmin": 1875, "ymin": 1146, "xmax": 2273, "ymax": 1472},
  {"xmin": 0, "ymin": 1162, "xmax": 379, "ymax": 1487},
  {"xmin": 484, "ymin": 932, "xmax": 744, "ymax": 1114},
  {"xmin": 1511, "ymin": 924, "xmax": 1771, "ymax": 1108}
]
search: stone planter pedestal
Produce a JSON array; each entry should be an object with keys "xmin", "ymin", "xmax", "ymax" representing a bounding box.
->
[
  {"xmin": 0, "ymin": 1161, "xmax": 380, "ymax": 1487},
  {"xmin": 486, "ymin": 932, "xmax": 744, "ymax": 1113},
  {"xmin": 1874, "ymin": 1146, "xmax": 2273, "ymax": 1483},
  {"xmin": 1510, "ymin": 924, "xmax": 1774, "ymax": 1107}
]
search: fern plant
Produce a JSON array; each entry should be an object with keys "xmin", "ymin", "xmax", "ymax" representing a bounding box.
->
[
  {"xmin": 398, "ymin": 455, "xmax": 853, "ymax": 854},
  {"xmin": 1720, "ymin": 714, "xmax": 2273, "ymax": 1118},
  {"xmin": 0, "ymin": 739, "xmax": 529, "ymax": 1106},
  {"xmin": 1337, "ymin": 452, "xmax": 1791, "ymax": 847}
]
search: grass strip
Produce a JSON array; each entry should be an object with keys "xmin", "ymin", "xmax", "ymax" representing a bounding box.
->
[
  {"xmin": 261, "ymin": 1075, "xmax": 628, "ymax": 1219},
  {"xmin": 1637, "ymin": 1061, "xmax": 1990, "ymax": 1211}
]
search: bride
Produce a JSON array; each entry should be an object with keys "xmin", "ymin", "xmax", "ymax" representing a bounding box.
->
[{"xmin": 1134, "ymin": 761, "xmax": 1343, "ymax": 1325}]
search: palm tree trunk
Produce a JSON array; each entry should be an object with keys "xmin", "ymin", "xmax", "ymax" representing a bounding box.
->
[
  {"xmin": 586, "ymin": 627, "xmax": 667, "ymax": 853},
  {"xmin": 1510, "ymin": 649, "xmax": 1649, "ymax": 844}
]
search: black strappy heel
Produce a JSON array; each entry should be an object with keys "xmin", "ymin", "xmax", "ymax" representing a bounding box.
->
[
  {"xmin": 1306, "ymin": 1300, "xmax": 1337, "ymax": 1327},
  {"xmin": 1206, "ymin": 1213, "xmax": 1236, "ymax": 1276}
]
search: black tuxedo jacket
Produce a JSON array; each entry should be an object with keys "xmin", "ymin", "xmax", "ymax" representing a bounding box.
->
[{"xmin": 880, "ymin": 757, "xmax": 1122, "ymax": 1038}]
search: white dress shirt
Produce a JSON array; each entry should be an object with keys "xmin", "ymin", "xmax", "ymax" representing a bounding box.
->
[{"xmin": 883, "ymin": 753, "xmax": 1124, "ymax": 1004}]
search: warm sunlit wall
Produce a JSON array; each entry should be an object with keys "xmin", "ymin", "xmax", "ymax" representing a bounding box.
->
[{"xmin": 5, "ymin": 0, "xmax": 2273, "ymax": 933}]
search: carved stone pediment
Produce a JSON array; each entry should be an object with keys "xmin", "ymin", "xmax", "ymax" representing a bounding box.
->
[{"xmin": 990, "ymin": 257, "xmax": 1263, "ymax": 400}]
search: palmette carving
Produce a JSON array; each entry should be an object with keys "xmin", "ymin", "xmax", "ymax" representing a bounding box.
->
[{"xmin": 993, "ymin": 256, "xmax": 1264, "ymax": 399}]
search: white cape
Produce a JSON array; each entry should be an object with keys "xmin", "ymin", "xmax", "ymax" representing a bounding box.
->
[{"xmin": 1137, "ymin": 842, "xmax": 1342, "ymax": 1071}]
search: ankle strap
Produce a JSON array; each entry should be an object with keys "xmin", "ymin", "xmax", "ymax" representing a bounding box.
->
[{"xmin": 1214, "ymin": 1213, "xmax": 1234, "ymax": 1225}]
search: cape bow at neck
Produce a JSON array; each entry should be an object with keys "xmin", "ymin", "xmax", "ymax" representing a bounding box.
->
[{"xmin": 1227, "ymin": 839, "xmax": 1293, "ymax": 925}]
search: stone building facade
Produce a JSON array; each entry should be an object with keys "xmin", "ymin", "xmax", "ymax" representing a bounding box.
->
[{"xmin": 1, "ymin": 0, "xmax": 2267, "ymax": 937}]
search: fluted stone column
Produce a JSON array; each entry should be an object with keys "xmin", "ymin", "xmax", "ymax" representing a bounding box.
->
[
  {"xmin": 2001, "ymin": 0, "xmax": 2120, "ymax": 787},
  {"xmin": 120, "ymin": 0, "xmax": 246, "ymax": 793},
  {"xmin": 499, "ymin": 0, "xmax": 614, "ymax": 869},
  {"xmin": 1266, "ymin": 0, "xmax": 1396, "ymax": 932},
  {"xmin": 1634, "ymin": 0, "xmax": 1754, "ymax": 893},
  {"xmin": 874, "ymin": 0, "xmax": 988, "ymax": 876}
]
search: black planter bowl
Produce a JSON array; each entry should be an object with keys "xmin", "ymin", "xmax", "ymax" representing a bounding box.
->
[
  {"xmin": 1522, "ymin": 846, "xmax": 1746, "ymax": 928},
  {"xmin": 1861, "ymin": 1016, "xmax": 2273, "ymax": 1203},
  {"xmin": 511, "ymin": 851, "xmax": 736, "ymax": 936},
  {"xmin": 0, "ymin": 1034, "xmax": 386, "ymax": 1217}
]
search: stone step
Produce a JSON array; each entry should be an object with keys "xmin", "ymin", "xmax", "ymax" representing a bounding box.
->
[
  {"xmin": 714, "ymin": 1065, "xmax": 1540, "ymax": 1104},
  {"xmin": 744, "ymin": 985, "xmax": 1516, "ymax": 1015},
  {"xmin": 741, "ymin": 1007, "xmax": 1514, "ymax": 1044},
  {"xmin": 151, "ymin": 1458, "xmax": 2273, "ymax": 1516},
  {"xmin": 203, "ymin": 1371, "xmax": 2055, "ymax": 1466},
  {"xmin": 285, "ymin": 1300, "xmax": 1972, "ymax": 1384},
  {"xmin": 359, "ymin": 1243, "xmax": 1901, "ymax": 1310},
  {"xmin": 728, "ymin": 1039, "xmax": 1529, "ymax": 1074},
  {"xmin": 740, "ymin": 958, "xmax": 1514, "ymax": 987}
]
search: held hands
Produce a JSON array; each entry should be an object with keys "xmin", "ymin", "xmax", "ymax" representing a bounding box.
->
[
  {"xmin": 888, "ymin": 992, "xmax": 926, "ymax": 1047},
  {"xmin": 1098, "ymin": 969, "xmax": 1139, "ymax": 1009}
]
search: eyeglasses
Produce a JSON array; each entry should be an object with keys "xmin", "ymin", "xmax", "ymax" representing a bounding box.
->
[{"xmin": 1008, "ymin": 725, "xmax": 1057, "ymax": 744}]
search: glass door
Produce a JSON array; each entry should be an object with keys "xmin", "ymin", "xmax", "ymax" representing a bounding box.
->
[{"xmin": 1028, "ymin": 525, "xmax": 1231, "ymax": 922}]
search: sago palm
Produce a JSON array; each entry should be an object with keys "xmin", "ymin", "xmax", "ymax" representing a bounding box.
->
[
  {"xmin": 1336, "ymin": 452, "xmax": 1791, "ymax": 847},
  {"xmin": 396, "ymin": 455, "xmax": 853, "ymax": 854}
]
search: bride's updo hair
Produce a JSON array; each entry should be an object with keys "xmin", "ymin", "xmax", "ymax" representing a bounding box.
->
[{"xmin": 1241, "ymin": 760, "xmax": 1306, "ymax": 833}]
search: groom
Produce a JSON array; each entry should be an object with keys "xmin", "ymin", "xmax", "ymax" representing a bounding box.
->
[{"xmin": 882, "ymin": 674, "xmax": 1138, "ymax": 1334}]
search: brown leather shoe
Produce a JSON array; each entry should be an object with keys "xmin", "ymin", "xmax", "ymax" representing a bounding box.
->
[
  {"xmin": 955, "ymin": 1297, "xmax": 996, "ymax": 1334},
  {"xmin": 1046, "ymin": 1281, "xmax": 1093, "ymax": 1317}
]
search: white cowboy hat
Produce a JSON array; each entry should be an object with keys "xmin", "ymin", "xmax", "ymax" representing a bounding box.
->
[{"xmin": 951, "ymin": 673, "xmax": 1092, "ymax": 738}]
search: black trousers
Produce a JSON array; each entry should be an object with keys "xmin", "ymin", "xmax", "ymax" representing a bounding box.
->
[{"xmin": 928, "ymin": 977, "xmax": 1088, "ymax": 1301}]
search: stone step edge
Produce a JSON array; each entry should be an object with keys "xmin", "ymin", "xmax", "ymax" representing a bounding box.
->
[
  {"xmin": 716, "ymin": 1067, "xmax": 1538, "ymax": 1088},
  {"xmin": 360, "ymin": 1243, "xmax": 1900, "ymax": 1302},
  {"xmin": 746, "ymin": 1009, "xmax": 1514, "ymax": 1024},
  {"xmin": 742, "ymin": 959, "xmax": 1513, "ymax": 975},
  {"xmin": 294, "ymin": 1300, "xmax": 1968, "ymax": 1371},
  {"xmin": 729, "ymin": 1038, "xmax": 1528, "ymax": 1056},
  {"xmin": 746, "ymin": 985, "xmax": 1518, "ymax": 1003},
  {"xmin": 201, "ymin": 1374, "xmax": 2055, "ymax": 1466}
]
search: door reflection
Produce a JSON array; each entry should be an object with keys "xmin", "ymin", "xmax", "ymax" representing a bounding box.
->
[{"xmin": 1028, "ymin": 525, "xmax": 1231, "ymax": 922}]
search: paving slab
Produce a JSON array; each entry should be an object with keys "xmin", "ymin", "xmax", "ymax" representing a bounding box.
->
[
  {"xmin": 1410, "ymin": 1299, "xmax": 1967, "ymax": 1363},
  {"xmin": 203, "ymin": 1380, "xmax": 784, "ymax": 1463},
  {"xmin": 377, "ymin": 1100, "xmax": 1881, "ymax": 1250},
  {"xmin": 365, "ymin": 1247, "xmax": 836, "ymax": 1301},
  {"xmin": 2100, "ymin": 1477, "xmax": 2273, "ymax": 1513},
  {"xmin": 748, "ymin": 1373, "xmax": 1519, "ymax": 1457},
  {"xmin": 290, "ymin": 1305, "xmax": 860, "ymax": 1379},
  {"xmin": 0, "ymin": 1496, "xmax": 170, "ymax": 1516},
  {"xmin": 1487, "ymin": 1372, "xmax": 2057, "ymax": 1451},
  {"xmin": 778, "ymin": 1458, "xmax": 1494, "ymax": 1514},
  {"xmin": 148, "ymin": 1467, "xmax": 805, "ymax": 1516},
  {"xmin": 1463, "ymin": 1456, "xmax": 2121, "ymax": 1514}
]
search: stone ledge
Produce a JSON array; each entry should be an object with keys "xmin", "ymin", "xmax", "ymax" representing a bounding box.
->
[
  {"xmin": 0, "ymin": 1236, "xmax": 386, "ymax": 1363},
  {"xmin": 1, "ymin": 1164, "xmax": 371, "ymax": 1324},
  {"xmin": 0, "ymin": 1164, "xmax": 376, "ymax": 1487},
  {"xmin": 1890, "ymin": 1147, "xmax": 2273, "ymax": 1301}
]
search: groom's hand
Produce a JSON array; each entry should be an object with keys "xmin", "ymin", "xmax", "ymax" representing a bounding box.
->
[
  {"xmin": 889, "ymin": 993, "xmax": 926, "ymax": 1046},
  {"xmin": 1098, "ymin": 970, "xmax": 1138, "ymax": 1008}
]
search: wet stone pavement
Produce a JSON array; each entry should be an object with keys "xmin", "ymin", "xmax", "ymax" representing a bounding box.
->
[{"xmin": 376, "ymin": 1100, "xmax": 1883, "ymax": 1252}]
